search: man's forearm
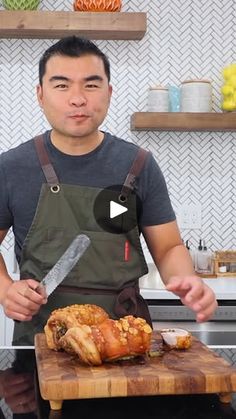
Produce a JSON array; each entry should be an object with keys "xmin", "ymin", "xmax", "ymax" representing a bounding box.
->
[
  {"xmin": 0, "ymin": 254, "xmax": 13, "ymax": 304},
  {"xmin": 143, "ymin": 222, "xmax": 197, "ymax": 286},
  {"xmin": 157, "ymin": 244, "xmax": 196, "ymax": 285}
]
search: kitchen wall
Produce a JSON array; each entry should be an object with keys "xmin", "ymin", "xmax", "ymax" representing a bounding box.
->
[{"xmin": 0, "ymin": 0, "xmax": 235, "ymax": 258}]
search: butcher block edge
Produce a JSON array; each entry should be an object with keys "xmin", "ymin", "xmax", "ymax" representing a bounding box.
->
[{"xmin": 35, "ymin": 332, "xmax": 236, "ymax": 408}]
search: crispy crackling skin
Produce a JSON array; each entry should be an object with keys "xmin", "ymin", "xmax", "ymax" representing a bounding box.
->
[
  {"xmin": 60, "ymin": 315, "xmax": 153, "ymax": 365},
  {"xmin": 44, "ymin": 304, "xmax": 109, "ymax": 350}
]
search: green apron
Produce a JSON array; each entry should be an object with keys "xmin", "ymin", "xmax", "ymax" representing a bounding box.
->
[{"xmin": 13, "ymin": 135, "xmax": 151, "ymax": 345}]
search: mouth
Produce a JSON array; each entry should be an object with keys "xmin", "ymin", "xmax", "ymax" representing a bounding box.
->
[
  {"xmin": 68, "ymin": 111, "xmax": 91, "ymax": 118},
  {"xmin": 69, "ymin": 114, "xmax": 89, "ymax": 120}
]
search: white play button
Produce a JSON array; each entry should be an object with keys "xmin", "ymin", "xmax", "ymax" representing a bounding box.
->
[
  {"xmin": 110, "ymin": 200, "xmax": 128, "ymax": 219},
  {"xmin": 93, "ymin": 184, "xmax": 141, "ymax": 233}
]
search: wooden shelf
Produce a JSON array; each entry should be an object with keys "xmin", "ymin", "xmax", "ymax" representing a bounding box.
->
[
  {"xmin": 131, "ymin": 112, "xmax": 236, "ymax": 132},
  {"xmin": 0, "ymin": 10, "xmax": 146, "ymax": 40}
]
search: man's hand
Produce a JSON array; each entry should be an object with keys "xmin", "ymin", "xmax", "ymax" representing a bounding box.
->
[
  {"xmin": 166, "ymin": 276, "xmax": 218, "ymax": 322},
  {"xmin": 2, "ymin": 279, "xmax": 47, "ymax": 321},
  {"xmin": 0, "ymin": 368, "xmax": 36, "ymax": 414}
]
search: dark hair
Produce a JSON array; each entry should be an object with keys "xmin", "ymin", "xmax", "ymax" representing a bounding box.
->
[{"xmin": 39, "ymin": 36, "xmax": 110, "ymax": 85}]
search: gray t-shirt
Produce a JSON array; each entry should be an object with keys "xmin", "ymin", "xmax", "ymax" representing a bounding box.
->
[{"xmin": 0, "ymin": 131, "xmax": 175, "ymax": 262}]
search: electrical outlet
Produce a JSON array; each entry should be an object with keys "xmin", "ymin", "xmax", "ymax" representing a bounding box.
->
[{"xmin": 177, "ymin": 204, "xmax": 202, "ymax": 229}]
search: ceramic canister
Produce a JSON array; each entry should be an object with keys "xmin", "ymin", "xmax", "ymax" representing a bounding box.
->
[
  {"xmin": 180, "ymin": 79, "xmax": 212, "ymax": 112},
  {"xmin": 73, "ymin": 0, "xmax": 122, "ymax": 11},
  {"xmin": 147, "ymin": 86, "xmax": 169, "ymax": 112},
  {"xmin": 3, "ymin": 0, "xmax": 40, "ymax": 9}
]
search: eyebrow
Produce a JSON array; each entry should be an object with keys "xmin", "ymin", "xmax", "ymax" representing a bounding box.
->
[
  {"xmin": 49, "ymin": 76, "xmax": 70, "ymax": 83},
  {"xmin": 49, "ymin": 75, "xmax": 104, "ymax": 83},
  {"xmin": 84, "ymin": 75, "xmax": 104, "ymax": 82}
]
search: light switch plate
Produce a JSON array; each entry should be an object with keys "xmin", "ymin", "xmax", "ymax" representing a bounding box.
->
[{"xmin": 177, "ymin": 203, "xmax": 202, "ymax": 229}]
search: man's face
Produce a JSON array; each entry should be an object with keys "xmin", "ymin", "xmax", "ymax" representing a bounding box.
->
[{"xmin": 37, "ymin": 54, "xmax": 112, "ymax": 140}]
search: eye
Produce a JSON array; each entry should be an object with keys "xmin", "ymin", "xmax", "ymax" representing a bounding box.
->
[
  {"xmin": 54, "ymin": 84, "xmax": 68, "ymax": 89},
  {"xmin": 86, "ymin": 83, "xmax": 99, "ymax": 89}
]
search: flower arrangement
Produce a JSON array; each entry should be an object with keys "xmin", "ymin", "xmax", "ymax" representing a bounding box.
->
[{"xmin": 221, "ymin": 64, "xmax": 236, "ymax": 111}]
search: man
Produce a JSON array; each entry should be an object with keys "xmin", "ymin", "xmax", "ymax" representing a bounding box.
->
[{"xmin": 0, "ymin": 36, "xmax": 217, "ymax": 345}]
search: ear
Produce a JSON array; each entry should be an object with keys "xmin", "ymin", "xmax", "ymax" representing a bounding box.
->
[
  {"xmin": 36, "ymin": 84, "xmax": 43, "ymax": 107},
  {"xmin": 108, "ymin": 84, "xmax": 113, "ymax": 104}
]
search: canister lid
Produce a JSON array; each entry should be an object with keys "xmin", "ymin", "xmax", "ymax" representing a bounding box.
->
[
  {"xmin": 149, "ymin": 85, "xmax": 168, "ymax": 90},
  {"xmin": 181, "ymin": 79, "xmax": 211, "ymax": 84}
]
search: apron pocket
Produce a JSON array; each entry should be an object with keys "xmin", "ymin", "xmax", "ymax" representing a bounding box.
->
[
  {"xmin": 64, "ymin": 230, "xmax": 147, "ymax": 289},
  {"xmin": 33, "ymin": 228, "xmax": 80, "ymax": 275}
]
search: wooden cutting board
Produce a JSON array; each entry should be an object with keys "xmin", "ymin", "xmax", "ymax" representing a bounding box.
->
[{"xmin": 35, "ymin": 332, "xmax": 236, "ymax": 410}]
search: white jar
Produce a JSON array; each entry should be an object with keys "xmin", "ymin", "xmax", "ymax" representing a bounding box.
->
[
  {"xmin": 147, "ymin": 86, "xmax": 169, "ymax": 112},
  {"xmin": 180, "ymin": 79, "xmax": 212, "ymax": 112}
]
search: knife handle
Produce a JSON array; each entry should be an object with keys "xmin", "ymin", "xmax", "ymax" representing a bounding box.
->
[
  {"xmin": 35, "ymin": 282, "xmax": 45, "ymax": 295},
  {"xmin": 15, "ymin": 284, "xmax": 46, "ymax": 323}
]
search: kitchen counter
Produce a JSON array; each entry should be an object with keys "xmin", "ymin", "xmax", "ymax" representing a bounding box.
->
[
  {"xmin": 140, "ymin": 277, "xmax": 236, "ymax": 300},
  {"xmin": 0, "ymin": 349, "xmax": 236, "ymax": 419}
]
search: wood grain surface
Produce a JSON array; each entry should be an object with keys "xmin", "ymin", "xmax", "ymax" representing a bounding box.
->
[
  {"xmin": 0, "ymin": 11, "xmax": 146, "ymax": 40},
  {"xmin": 35, "ymin": 332, "xmax": 236, "ymax": 402},
  {"xmin": 130, "ymin": 112, "xmax": 236, "ymax": 132}
]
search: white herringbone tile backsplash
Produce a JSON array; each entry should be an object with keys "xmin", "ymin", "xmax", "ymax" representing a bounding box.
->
[{"xmin": 0, "ymin": 0, "xmax": 235, "ymax": 254}]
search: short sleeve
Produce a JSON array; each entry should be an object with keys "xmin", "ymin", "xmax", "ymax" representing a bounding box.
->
[
  {"xmin": 0, "ymin": 154, "xmax": 13, "ymax": 229},
  {"xmin": 137, "ymin": 152, "xmax": 176, "ymax": 226}
]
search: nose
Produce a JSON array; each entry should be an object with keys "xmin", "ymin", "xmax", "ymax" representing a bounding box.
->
[{"xmin": 69, "ymin": 87, "xmax": 86, "ymax": 107}]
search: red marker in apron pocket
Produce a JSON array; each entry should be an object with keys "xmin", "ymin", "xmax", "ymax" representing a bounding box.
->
[{"xmin": 124, "ymin": 240, "xmax": 130, "ymax": 261}]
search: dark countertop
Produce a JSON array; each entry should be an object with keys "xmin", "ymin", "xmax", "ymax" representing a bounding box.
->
[{"xmin": 0, "ymin": 349, "xmax": 236, "ymax": 419}]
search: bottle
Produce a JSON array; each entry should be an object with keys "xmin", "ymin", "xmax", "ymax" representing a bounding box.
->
[
  {"xmin": 185, "ymin": 240, "xmax": 195, "ymax": 266},
  {"xmin": 195, "ymin": 239, "xmax": 212, "ymax": 274},
  {"xmin": 202, "ymin": 241, "xmax": 213, "ymax": 274},
  {"xmin": 195, "ymin": 239, "xmax": 203, "ymax": 272}
]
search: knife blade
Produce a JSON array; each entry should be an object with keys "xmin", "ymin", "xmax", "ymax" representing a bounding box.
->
[{"xmin": 36, "ymin": 233, "xmax": 90, "ymax": 297}]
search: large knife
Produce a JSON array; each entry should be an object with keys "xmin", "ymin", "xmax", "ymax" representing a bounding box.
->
[{"xmin": 36, "ymin": 233, "xmax": 90, "ymax": 297}]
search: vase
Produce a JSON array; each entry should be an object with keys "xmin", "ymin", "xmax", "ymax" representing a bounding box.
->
[
  {"xmin": 3, "ymin": 0, "xmax": 40, "ymax": 10},
  {"xmin": 73, "ymin": 0, "xmax": 122, "ymax": 12}
]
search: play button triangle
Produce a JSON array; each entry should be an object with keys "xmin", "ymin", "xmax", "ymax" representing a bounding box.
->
[{"xmin": 110, "ymin": 200, "xmax": 128, "ymax": 219}]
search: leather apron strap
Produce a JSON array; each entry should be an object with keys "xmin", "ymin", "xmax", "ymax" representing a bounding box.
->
[
  {"xmin": 34, "ymin": 135, "xmax": 59, "ymax": 187},
  {"xmin": 33, "ymin": 134, "xmax": 150, "ymax": 244},
  {"xmin": 120, "ymin": 148, "xmax": 150, "ymax": 201},
  {"xmin": 34, "ymin": 134, "xmax": 149, "ymax": 194}
]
